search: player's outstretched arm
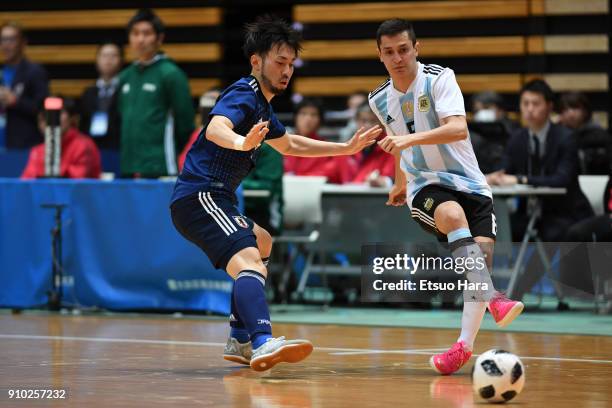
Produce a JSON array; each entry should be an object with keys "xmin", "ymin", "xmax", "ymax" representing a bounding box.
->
[
  {"xmin": 266, "ymin": 125, "xmax": 382, "ymax": 157},
  {"xmin": 378, "ymin": 115, "xmax": 468, "ymax": 155},
  {"xmin": 206, "ymin": 115, "xmax": 269, "ymax": 151}
]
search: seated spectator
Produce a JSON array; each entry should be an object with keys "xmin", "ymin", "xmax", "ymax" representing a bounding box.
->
[
  {"xmin": 284, "ymin": 98, "xmax": 358, "ymax": 184},
  {"xmin": 469, "ymin": 91, "xmax": 520, "ymax": 173},
  {"xmin": 487, "ymin": 79, "xmax": 593, "ymax": 301},
  {"xmin": 350, "ymin": 103, "xmax": 394, "ymax": 186},
  {"xmin": 0, "ymin": 21, "xmax": 49, "ymax": 149},
  {"xmin": 79, "ymin": 42, "xmax": 123, "ymax": 151},
  {"xmin": 558, "ymin": 91, "xmax": 611, "ymax": 175},
  {"xmin": 21, "ymin": 97, "xmax": 101, "ymax": 179},
  {"xmin": 178, "ymin": 87, "xmax": 222, "ymax": 172},
  {"xmin": 338, "ymin": 90, "xmax": 369, "ymax": 142}
]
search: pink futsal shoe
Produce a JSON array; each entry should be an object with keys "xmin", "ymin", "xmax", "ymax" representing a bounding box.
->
[
  {"xmin": 488, "ymin": 292, "xmax": 524, "ymax": 328},
  {"xmin": 429, "ymin": 341, "xmax": 472, "ymax": 375}
]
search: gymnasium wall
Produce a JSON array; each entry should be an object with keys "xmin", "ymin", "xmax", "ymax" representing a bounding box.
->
[{"xmin": 0, "ymin": 0, "xmax": 609, "ymax": 127}]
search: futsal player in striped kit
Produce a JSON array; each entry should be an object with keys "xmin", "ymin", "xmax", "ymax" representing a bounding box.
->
[
  {"xmin": 170, "ymin": 15, "xmax": 381, "ymax": 372},
  {"xmin": 370, "ymin": 19, "xmax": 524, "ymax": 375}
]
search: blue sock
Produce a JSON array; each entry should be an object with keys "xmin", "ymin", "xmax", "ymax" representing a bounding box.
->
[
  {"xmin": 229, "ymin": 285, "xmax": 250, "ymax": 343},
  {"xmin": 233, "ymin": 270, "xmax": 272, "ymax": 349}
]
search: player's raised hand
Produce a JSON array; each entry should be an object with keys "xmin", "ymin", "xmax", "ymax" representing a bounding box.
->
[
  {"xmin": 378, "ymin": 135, "xmax": 412, "ymax": 155},
  {"xmin": 386, "ymin": 183, "xmax": 406, "ymax": 206},
  {"xmin": 242, "ymin": 121, "xmax": 269, "ymax": 151},
  {"xmin": 346, "ymin": 125, "xmax": 382, "ymax": 154}
]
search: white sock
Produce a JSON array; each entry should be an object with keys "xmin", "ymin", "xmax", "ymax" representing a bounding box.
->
[{"xmin": 457, "ymin": 300, "xmax": 487, "ymax": 350}]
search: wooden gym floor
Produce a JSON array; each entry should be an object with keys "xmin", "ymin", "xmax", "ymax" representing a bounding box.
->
[{"xmin": 0, "ymin": 313, "xmax": 610, "ymax": 407}]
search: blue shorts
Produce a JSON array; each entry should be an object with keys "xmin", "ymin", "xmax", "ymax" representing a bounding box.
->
[{"xmin": 170, "ymin": 191, "xmax": 257, "ymax": 270}]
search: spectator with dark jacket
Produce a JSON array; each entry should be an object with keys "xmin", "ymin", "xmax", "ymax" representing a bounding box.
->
[
  {"xmin": 21, "ymin": 97, "xmax": 101, "ymax": 179},
  {"xmin": 0, "ymin": 21, "xmax": 49, "ymax": 149},
  {"xmin": 79, "ymin": 42, "xmax": 123, "ymax": 151},
  {"xmin": 469, "ymin": 91, "xmax": 520, "ymax": 173},
  {"xmin": 487, "ymin": 79, "xmax": 594, "ymax": 300},
  {"xmin": 559, "ymin": 91, "xmax": 611, "ymax": 175}
]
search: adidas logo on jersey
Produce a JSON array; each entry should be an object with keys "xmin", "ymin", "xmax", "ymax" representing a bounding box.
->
[{"xmin": 386, "ymin": 115, "xmax": 395, "ymax": 124}]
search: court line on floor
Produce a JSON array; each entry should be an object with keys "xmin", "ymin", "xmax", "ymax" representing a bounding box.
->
[{"xmin": 1, "ymin": 334, "xmax": 611, "ymax": 365}]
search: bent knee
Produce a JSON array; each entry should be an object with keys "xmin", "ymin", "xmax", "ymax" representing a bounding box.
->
[{"xmin": 434, "ymin": 202, "xmax": 468, "ymax": 230}]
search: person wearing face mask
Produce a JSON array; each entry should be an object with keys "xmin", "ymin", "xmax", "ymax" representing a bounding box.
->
[
  {"xmin": 118, "ymin": 9, "xmax": 195, "ymax": 178},
  {"xmin": 21, "ymin": 97, "xmax": 101, "ymax": 179},
  {"xmin": 469, "ymin": 91, "xmax": 520, "ymax": 173}
]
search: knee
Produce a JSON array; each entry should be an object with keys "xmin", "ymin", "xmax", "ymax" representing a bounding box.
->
[{"xmin": 435, "ymin": 203, "xmax": 467, "ymax": 231}]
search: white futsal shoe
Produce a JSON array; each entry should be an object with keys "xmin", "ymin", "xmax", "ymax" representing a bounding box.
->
[
  {"xmin": 223, "ymin": 337, "xmax": 253, "ymax": 365},
  {"xmin": 249, "ymin": 336, "xmax": 313, "ymax": 372}
]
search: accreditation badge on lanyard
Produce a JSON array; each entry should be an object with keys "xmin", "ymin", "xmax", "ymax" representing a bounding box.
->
[{"xmin": 90, "ymin": 111, "xmax": 109, "ymax": 137}]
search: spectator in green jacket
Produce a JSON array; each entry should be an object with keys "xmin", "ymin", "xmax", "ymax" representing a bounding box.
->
[{"xmin": 118, "ymin": 8, "xmax": 195, "ymax": 178}]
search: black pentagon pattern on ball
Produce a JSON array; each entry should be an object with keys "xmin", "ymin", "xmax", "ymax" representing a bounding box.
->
[
  {"xmin": 479, "ymin": 385, "xmax": 496, "ymax": 399},
  {"xmin": 502, "ymin": 390, "xmax": 518, "ymax": 401},
  {"xmin": 511, "ymin": 362, "xmax": 523, "ymax": 384},
  {"xmin": 493, "ymin": 349, "xmax": 510, "ymax": 354},
  {"xmin": 480, "ymin": 359, "xmax": 503, "ymax": 376}
]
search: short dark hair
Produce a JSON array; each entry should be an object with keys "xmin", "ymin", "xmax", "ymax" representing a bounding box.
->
[
  {"xmin": 520, "ymin": 79, "xmax": 554, "ymax": 103},
  {"xmin": 61, "ymin": 97, "xmax": 79, "ymax": 117},
  {"xmin": 295, "ymin": 98, "xmax": 324, "ymax": 121},
  {"xmin": 559, "ymin": 91, "xmax": 592, "ymax": 120},
  {"xmin": 243, "ymin": 15, "xmax": 302, "ymax": 60},
  {"xmin": 127, "ymin": 9, "xmax": 165, "ymax": 36},
  {"xmin": 471, "ymin": 91, "xmax": 504, "ymax": 110},
  {"xmin": 376, "ymin": 19, "xmax": 416, "ymax": 48},
  {"xmin": 96, "ymin": 42, "xmax": 124, "ymax": 60},
  {"xmin": 1, "ymin": 21, "xmax": 26, "ymax": 40}
]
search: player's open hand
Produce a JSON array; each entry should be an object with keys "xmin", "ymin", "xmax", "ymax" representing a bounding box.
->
[
  {"xmin": 386, "ymin": 183, "xmax": 406, "ymax": 206},
  {"xmin": 378, "ymin": 135, "xmax": 412, "ymax": 155},
  {"xmin": 346, "ymin": 125, "xmax": 382, "ymax": 154},
  {"xmin": 243, "ymin": 121, "xmax": 269, "ymax": 151}
]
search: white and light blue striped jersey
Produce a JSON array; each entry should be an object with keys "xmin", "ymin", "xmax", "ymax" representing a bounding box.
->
[{"xmin": 368, "ymin": 61, "xmax": 491, "ymax": 208}]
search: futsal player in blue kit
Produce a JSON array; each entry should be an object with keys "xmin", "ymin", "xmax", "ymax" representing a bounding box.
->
[{"xmin": 170, "ymin": 16, "xmax": 382, "ymax": 372}]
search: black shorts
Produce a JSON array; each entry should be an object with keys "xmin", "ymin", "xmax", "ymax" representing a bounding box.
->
[
  {"xmin": 411, "ymin": 184, "xmax": 496, "ymax": 240},
  {"xmin": 170, "ymin": 191, "xmax": 257, "ymax": 270}
]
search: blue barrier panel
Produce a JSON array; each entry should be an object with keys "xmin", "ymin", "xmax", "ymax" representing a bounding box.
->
[{"xmin": 0, "ymin": 178, "xmax": 235, "ymax": 314}]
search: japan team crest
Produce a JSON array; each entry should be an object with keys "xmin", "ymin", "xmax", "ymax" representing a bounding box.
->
[{"xmin": 233, "ymin": 216, "xmax": 249, "ymax": 228}]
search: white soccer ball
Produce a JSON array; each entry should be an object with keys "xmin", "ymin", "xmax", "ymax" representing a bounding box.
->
[{"xmin": 471, "ymin": 349, "xmax": 525, "ymax": 403}]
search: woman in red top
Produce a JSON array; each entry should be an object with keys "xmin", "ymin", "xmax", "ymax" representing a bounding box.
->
[
  {"xmin": 21, "ymin": 97, "xmax": 101, "ymax": 179},
  {"xmin": 350, "ymin": 103, "xmax": 395, "ymax": 186},
  {"xmin": 284, "ymin": 98, "xmax": 358, "ymax": 184}
]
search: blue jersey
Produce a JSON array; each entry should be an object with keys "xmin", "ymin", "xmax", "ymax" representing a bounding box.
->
[{"xmin": 171, "ymin": 76, "xmax": 286, "ymax": 204}]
